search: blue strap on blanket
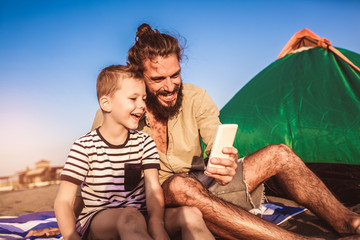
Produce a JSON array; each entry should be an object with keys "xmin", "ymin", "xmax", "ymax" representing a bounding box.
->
[{"xmin": 257, "ymin": 203, "xmax": 306, "ymax": 225}]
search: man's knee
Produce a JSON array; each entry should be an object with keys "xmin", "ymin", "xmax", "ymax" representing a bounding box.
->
[
  {"xmin": 265, "ymin": 143, "xmax": 290, "ymax": 155},
  {"xmin": 162, "ymin": 173, "xmax": 208, "ymax": 205},
  {"xmin": 266, "ymin": 144, "xmax": 302, "ymax": 163},
  {"xmin": 163, "ymin": 174, "xmax": 202, "ymax": 194}
]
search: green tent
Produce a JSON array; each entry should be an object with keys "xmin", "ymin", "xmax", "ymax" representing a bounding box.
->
[
  {"xmin": 219, "ymin": 29, "xmax": 360, "ymax": 204},
  {"xmin": 220, "ymin": 29, "xmax": 360, "ymax": 165}
]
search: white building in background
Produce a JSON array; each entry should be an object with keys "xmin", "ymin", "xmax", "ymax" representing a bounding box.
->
[{"xmin": 0, "ymin": 159, "xmax": 63, "ymax": 191}]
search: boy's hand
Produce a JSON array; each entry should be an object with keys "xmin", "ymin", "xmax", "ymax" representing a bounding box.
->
[
  {"xmin": 148, "ymin": 218, "xmax": 170, "ymax": 240},
  {"xmin": 25, "ymin": 227, "xmax": 61, "ymax": 238},
  {"xmin": 205, "ymin": 146, "xmax": 238, "ymax": 185}
]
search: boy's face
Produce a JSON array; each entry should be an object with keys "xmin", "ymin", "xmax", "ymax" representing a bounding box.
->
[{"xmin": 109, "ymin": 77, "xmax": 146, "ymax": 130}]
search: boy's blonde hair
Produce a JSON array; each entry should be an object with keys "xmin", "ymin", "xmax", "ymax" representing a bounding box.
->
[{"xmin": 96, "ymin": 64, "xmax": 142, "ymax": 101}]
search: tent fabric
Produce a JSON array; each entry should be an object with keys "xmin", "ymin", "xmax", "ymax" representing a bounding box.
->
[
  {"xmin": 277, "ymin": 28, "xmax": 360, "ymax": 73},
  {"xmin": 277, "ymin": 28, "xmax": 332, "ymax": 58},
  {"xmin": 219, "ymin": 29, "xmax": 360, "ymax": 165}
]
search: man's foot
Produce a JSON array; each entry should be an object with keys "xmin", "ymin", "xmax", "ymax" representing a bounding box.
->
[
  {"xmin": 353, "ymin": 221, "xmax": 360, "ymax": 234},
  {"xmin": 336, "ymin": 214, "xmax": 360, "ymax": 237},
  {"xmin": 338, "ymin": 235, "xmax": 360, "ymax": 240}
]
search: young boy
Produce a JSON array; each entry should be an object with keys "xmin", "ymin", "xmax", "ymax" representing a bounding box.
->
[{"xmin": 54, "ymin": 64, "xmax": 169, "ymax": 240}]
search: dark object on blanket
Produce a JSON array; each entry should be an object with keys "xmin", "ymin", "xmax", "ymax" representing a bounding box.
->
[{"xmin": 265, "ymin": 163, "xmax": 360, "ymax": 207}]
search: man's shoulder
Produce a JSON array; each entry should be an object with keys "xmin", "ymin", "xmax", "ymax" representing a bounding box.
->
[
  {"xmin": 182, "ymin": 83, "xmax": 207, "ymax": 98},
  {"xmin": 183, "ymin": 82, "xmax": 205, "ymax": 92},
  {"xmin": 180, "ymin": 82, "xmax": 219, "ymax": 115}
]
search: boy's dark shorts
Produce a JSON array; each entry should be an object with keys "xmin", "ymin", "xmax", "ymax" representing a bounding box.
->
[{"xmin": 189, "ymin": 157, "xmax": 265, "ymax": 211}]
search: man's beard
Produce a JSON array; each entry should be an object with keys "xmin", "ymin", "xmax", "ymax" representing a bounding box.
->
[{"xmin": 146, "ymin": 82, "xmax": 183, "ymax": 122}]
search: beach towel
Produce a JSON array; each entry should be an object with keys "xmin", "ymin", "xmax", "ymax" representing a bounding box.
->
[
  {"xmin": 0, "ymin": 211, "xmax": 61, "ymax": 240},
  {"xmin": 0, "ymin": 204, "xmax": 305, "ymax": 239}
]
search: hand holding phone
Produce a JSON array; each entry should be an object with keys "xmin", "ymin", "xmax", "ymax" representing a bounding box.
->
[{"xmin": 206, "ymin": 124, "xmax": 238, "ymax": 170}]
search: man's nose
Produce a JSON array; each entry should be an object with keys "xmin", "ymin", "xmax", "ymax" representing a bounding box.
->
[{"xmin": 163, "ymin": 77, "xmax": 175, "ymax": 92}]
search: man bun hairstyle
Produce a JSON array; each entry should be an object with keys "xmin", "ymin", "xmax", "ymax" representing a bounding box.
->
[{"xmin": 128, "ymin": 23, "xmax": 184, "ymax": 75}]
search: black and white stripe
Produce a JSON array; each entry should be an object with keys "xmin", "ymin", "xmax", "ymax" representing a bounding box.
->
[{"xmin": 60, "ymin": 128, "xmax": 160, "ymax": 236}]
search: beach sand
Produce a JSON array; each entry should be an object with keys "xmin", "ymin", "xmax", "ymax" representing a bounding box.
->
[
  {"xmin": 1, "ymin": 184, "xmax": 359, "ymax": 239},
  {"xmin": 0, "ymin": 184, "xmax": 59, "ymax": 217}
]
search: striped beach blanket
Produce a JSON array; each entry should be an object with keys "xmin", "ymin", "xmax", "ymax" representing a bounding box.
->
[
  {"xmin": 0, "ymin": 204, "xmax": 305, "ymax": 239},
  {"xmin": 0, "ymin": 211, "xmax": 61, "ymax": 240}
]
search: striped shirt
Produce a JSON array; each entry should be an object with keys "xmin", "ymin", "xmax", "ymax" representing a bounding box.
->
[{"xmin": 60, "ymin": 128, "xmax": 160, "ymax": 236}]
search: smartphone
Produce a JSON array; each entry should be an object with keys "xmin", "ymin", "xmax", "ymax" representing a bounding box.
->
[{"xmin": 206, "ymin": 124, "xmax": 238, "ymax": 170}]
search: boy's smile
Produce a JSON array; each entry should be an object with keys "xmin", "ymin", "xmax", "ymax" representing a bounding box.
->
[{"xmin": 130, "ymin": 112, "xmax": 143, "ymax": 122}]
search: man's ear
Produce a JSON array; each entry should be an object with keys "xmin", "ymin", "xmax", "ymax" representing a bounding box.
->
[{"xmin": 99, "ymin": 96, "xmax": 111, "ymax": 113}]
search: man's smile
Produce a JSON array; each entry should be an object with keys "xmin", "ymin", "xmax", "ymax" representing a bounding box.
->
[{"xmin": 158, "ymin": 91, "xmax": 177, "ymax": 102}]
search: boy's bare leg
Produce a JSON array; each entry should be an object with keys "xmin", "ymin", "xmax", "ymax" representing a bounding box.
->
[
  {"xmin": 165, "ymin": 206, "xmax": 215, "ymax": 240},
  {"xmin": 163, "ymin": 174, "xmax": 317, "ymax": 240},
  {"xmin": 89, "ymin": 207, "xmax": 151, "ymax": 240},
  {"xmin": 243, "ymin": 144, "xmax": 360, "ymax": 236}
]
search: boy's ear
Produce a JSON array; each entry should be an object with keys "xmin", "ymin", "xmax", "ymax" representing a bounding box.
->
[{"xmin": 99, "ymin": 96, "xmax": 111, "ymax": 112}]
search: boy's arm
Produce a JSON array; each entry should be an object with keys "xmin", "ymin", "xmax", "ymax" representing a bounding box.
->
[
  {"xmin": 54, "ymin": 180, "xmax": 82, "ymax": 240},
  {"xmin": 144, "ymin": 168, "xmax": 170, "ymax": 240}
]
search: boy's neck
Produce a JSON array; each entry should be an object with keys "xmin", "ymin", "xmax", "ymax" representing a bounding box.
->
[{"xmin": 98, "ymin": 122, "xmax": 128, "ymax": 146}]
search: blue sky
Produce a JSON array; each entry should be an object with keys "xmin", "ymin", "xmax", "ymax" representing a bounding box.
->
[{"xmin": 1, "ymin": 0, "xmax": 359, "ymax": 176}]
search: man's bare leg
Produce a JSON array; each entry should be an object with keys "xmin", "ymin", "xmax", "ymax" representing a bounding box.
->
[
  {"xmin": 163, "ymin": 174, "xmax": 318, "ymax": 240},
  {"xmin": 243, "ymin": 144, "xmax": 360, "ymax": 236}
]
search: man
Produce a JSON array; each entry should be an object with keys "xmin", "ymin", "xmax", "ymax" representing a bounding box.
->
[{"xmin": 91, "ymin": 23, "xmax": 360, "ymax": 239}]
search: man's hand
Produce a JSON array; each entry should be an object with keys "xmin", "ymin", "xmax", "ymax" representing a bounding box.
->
[{"xmin": 205, "ymin": 146, "xmax": 238, "ymax": 185}]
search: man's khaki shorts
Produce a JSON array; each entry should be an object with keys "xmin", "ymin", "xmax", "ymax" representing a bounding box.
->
[{"xmin": 189, "ymin": 158, "xmax": 265, "ymax": 211}]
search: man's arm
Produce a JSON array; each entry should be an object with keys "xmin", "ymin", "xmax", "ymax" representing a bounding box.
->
[
  {"xmin": 144, "ymin": 168, "xmax": 170, "ymax": 240},
  {"xmin": 54, "ymin": 181, "xmax": 82, "ymax": 240},
  {"xmin": 194, "ymin": 89, "xmax": 237, "ymax": 185}
]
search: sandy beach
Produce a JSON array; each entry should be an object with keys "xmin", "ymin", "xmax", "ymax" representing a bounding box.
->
[
  {"xmin": 0, "ymin": 184, "xmax": 59, "ymax": 217},
  {"xmin": 1, "ymin": 183, "xmax": 359, "ymax": 239}
]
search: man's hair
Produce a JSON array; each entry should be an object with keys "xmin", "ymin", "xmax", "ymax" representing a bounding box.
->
[
  {"xmin": 96, "ymin": 64, "xmax": 141, "ymax": 101},
  {"xmin": 128, "ymin": 23, "xmax": 184, "ymax": 75}
]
